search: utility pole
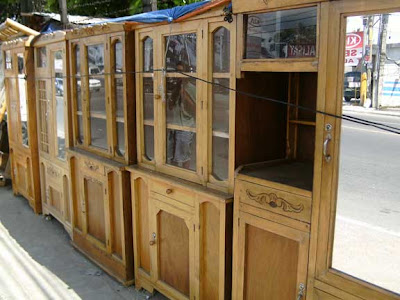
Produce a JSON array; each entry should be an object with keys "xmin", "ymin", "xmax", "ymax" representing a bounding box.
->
[
  {"xmin": 58, "ymin": 0, "xmax": 69, "ymax": 28},
  {"xmin": 366, "ymin": 16, "xmax": 374, "ymax": 102},
  {"xmin": 151, "ymin": 0, "xmax": 158, "ymax": 11},
  {"xmin": 372, "ymin": 14, "xmax": 389, "ymax": 109}
]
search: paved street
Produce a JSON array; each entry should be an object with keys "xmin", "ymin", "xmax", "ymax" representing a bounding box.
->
[
  {"xmin": 333, "ymin": 110, "xmax": 400, "ymax": 294},
  {"xmin": 0, "ymin": 186, "xmax": 165, "ymax": 300}
]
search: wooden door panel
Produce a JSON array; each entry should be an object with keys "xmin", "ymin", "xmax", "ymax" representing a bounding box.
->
[
  {"xmin": 158, "ymin": 210, "xmax": 190, "ymax": 296},
  {"xmin": 85, "ymin": 177, "xmax": 106, "ymax": 244}
]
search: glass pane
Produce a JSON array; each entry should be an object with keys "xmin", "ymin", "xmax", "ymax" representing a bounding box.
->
[
  {"xmin": 115, "ymin": 78, "xmax": 124, "ymax": 118},
  {"xmin": 116, "ymin": 121, "xmax": 125, "ymax": 157},
  {"xmin": 245, "ymin": 7, "xmax": 317, "ymax": 59},
  {"xmin": 75, "ymin": 45, "xmax": 80, "ymax": 75},
  {"xmin": 115, "ymin": 41, "xmax": 122, "ymax": 73},
  {"xmin": 332, "ymin": 14, "xmax": 400, "ymax": 295},
  {"xmin": 213, "ymin": 27, "xmax": 230, "ymax": 73},
  {"xmin": 87, "ymin": 44, "xmax": 104, "ymax": 74},
  {"xmin": 17, "ymin": 53, "xmax": 25, "ymax": 74},
  {"xmin": 143, "ymin": 37, "xmax": 153, "ymax": 72},
  {"xmin": 143, "ymin": 77, "xmax": 154, "ymax": 121},
  {"xmin": 75, "ymin": 78, "xmax": 82, "ymax": 111},
  {"xmin": 166, "ymin": 78, "xmax": 196, "ymax": 128},
  {"xmin": 18, "ymin": 54, "xmax": 28, "ymax": 146},
  {"xmin": 212, "ymin": 136, "xmax": 229, "ymax": 181},
  {"xmin": 165, "ymin": 34, "xmax": 197, "ymax": 72},
  {"xmin": 54, "ymin": 51, "xmax": 65, "ymax": 160},
  {"xmin": 37, "ymin": 47, "xmax": 47, "ymax": 68},
  {"xmin": 144, "ymin": 125, "xmax": 154, "ymax": 161},
  {"xmin": 38, "ymin": 80, "xmax": 49, "ymax": 153},
  {"xmin": 89, "ymin": 77, "xmax": 106, "ymax": 115},
  {"xmin": 77, "ymin": 115, "xmax": 84, "ymax": 144},
  {"xmin": 212, "ymin": 78, "xmax": 229, "ymax": 133},
  {"xmin": 167, "ymin": 129, "xmax": 196, "ymax": 171},
  {"xmin": 90, "ymin": 117, "xmax": 107, "ymax": 150},
  {"xmin": 5, "ymin": 50, "xmax": 12, "ymax": 69}
]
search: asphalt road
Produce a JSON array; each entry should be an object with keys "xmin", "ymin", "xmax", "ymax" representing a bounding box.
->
[{"xmin": 336, "ymin": 111, "xmax": 400, "ymax": 232}]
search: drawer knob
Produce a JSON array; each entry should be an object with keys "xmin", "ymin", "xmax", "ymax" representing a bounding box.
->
[
  {"xmin": 166, "ymin": 188, "xmax": 173, "ymax": 194},
  {"xmin": 149, "ymin": 232, "xmax": 156, "ymax": 246}
]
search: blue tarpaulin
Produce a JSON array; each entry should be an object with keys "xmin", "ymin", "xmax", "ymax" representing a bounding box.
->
[{"xmin": 104, "ymin": 1, "xmax": 210, "ymax": 24}]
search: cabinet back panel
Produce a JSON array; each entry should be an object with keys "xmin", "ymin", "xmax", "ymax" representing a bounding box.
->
[
  {"xmin": 200, "ymin": 202, "xmax": 220, "ymax": 300},
  {"xmin": 110, "ymin": 172, "xmax": 123, "ymax": 258},
  {"xmin": 85, "ymin": 179, "xmax": 106, "ymax": 244},
  {"xmin": 138, "ymin": 178, "xmax": 151, "ymax": 274},
  {"xmin": 244, "ymin": 224, "xmax": 298, "ymax": 300},
  {"xmin": 158, "ymin": 210, "xmax": 190, "ymax": 296},
  {"xmin": 235, "ymin": 72, "xmax": 287, "ymax": 168}
]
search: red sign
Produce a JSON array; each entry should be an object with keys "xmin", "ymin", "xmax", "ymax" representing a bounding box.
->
[{"xmin": 345, "ymin": 32, "xmax": 364, "ymax": 66}]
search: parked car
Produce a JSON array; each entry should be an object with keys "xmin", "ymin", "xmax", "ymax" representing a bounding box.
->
[
  {"xmin": 343, "ymin": 71, "xmax": 361, "ymax": 102},
  {"xmin": 76, "ymin": 78, "xmax": 102, "ymax": 92}
]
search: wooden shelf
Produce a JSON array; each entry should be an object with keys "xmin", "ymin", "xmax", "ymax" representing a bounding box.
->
[{"xmin": 239, "ymin": 160, "xmax": 314, "ymax": 192}]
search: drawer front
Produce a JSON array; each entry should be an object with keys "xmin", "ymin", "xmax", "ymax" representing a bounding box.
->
[
  {"xmin": 238, "ymin": 180, "xmax": 311, "ymax": 223},
  {"xmin": 82, "ymin": 158, "xmax": 105, "ymax": 177},
  {"xmin": 232, "ymin": 0, "xmax": 324, "ymax": 13},
  {"xmin": 150, "ymin": 180, "xmax": 195, "ymax": 207}
]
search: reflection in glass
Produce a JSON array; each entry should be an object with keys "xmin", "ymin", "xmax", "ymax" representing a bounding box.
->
[
  {"xmin": 116, "ymin": 122, "xmax": 125, "ymax": 156},
  {"xmin": 5, "ymin": 50, "xmax": 12, "ymax": 69},
  {"xmin": 76, "ymin": 79, "xmax": 82, "ymax": 111},
  {"xmin": 332, "ymin": 14, "xmax": 400, "ymax": 295},
  {"xmin": 115, "ymin": 41, "xmax": 123, "ymax": 73},
  {"xmin": 90, "ymin": 117, "xmax": 107, "ymax": 150},
  {"xmin": 75, "ymin": 45, "xmax": 80, "ymax": 75},
  {"xmin": 115, "ymin": 78, "xmax": 124, "ymax": 118},
  {"xmin": 89, "ymin": 78, "xmax": 106, "ymax": 114},
  {"xmin": 37, "ymin": 47, "xmax": 47, "ymax": 68},
  {"xmin": 212, "ymin": 136, "xmax": 229, "ymax": 181},
  {"xmin": 144, "ymin": 125, "xmax": 154, "ymax": 161},
  {"xmin": 167, "ymin": 129, "xmax": 196, "ymax": 171},
  {"xmin": 165, "ymin": 34, "xmax": 197, "ymax": 72},
  {"xmin": 77, "ymin": 115, "xmax": 84, "ymax": 144},
  {"xmin": 143, "ymin": 37, "xmax": 153, "ymax": 72},
  {"xmin": 54, "ymin": 50, "xmax": 66, "ymax": 160},
  {"xmin": 143, "ymin": 77, "xmax": 154, "ymax": 121},
  {"xmin": 213, "ymin": 27, "xmax": 230, "ymax": 73},
  {"xmin": 245, "ymin": 7, "xmax": 317, "ymax": 59},
  {"xmin": 87, "ymin": 44, "xmax": 104, "ymax": 74},
  {"xmin": 17, "ymin": 53, "xmax": 25, "ymax": 74},
  {"xmin": 212, "ymin": 78, "xmax": 229, "ymax": 133},
  {"xmin": 166, "ymin": 78, "xmax": 196, "ymax": 128}
]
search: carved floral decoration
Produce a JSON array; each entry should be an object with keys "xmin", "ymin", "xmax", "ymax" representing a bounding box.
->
[{"xmin": 245, "ymin": 189, "xmax": 304, "ymax": 213}]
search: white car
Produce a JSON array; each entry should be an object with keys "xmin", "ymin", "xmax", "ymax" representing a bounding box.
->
[{"xmin": 76, "ymin": 78, "xmax": 102, "ymax": 92}]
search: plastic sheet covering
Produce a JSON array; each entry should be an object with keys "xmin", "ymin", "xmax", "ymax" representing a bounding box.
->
[{"xmin": 104, "ymin": 1, "xmax": 209, "ymax": 24}]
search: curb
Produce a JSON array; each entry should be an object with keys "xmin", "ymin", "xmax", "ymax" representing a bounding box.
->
[{"xmin": 342, "ymin": 106, "xmax": 400, "ymax": 117}]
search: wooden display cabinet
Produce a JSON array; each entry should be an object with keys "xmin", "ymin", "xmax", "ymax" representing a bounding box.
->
[
  {"xmin": 232, "ymin": 3, "xmax": 319, "ymax": 300},
  {"xmin": 129, "ymin": 166, "xmax": 233, "ymax": 300},
  {"xmin": 33, "ymin": 31, "xmax": 73, "ymax": 234},
  {"xmin": 66, "ymin": 24, "xmax": 135, "ymax": 284},
  {"xmin": 2, "ymin": 38, "xmax": 41, "ymax": 213},
  {"xmin": 128, "ymin": 3, "xmax": 236, "ymax": 298}
]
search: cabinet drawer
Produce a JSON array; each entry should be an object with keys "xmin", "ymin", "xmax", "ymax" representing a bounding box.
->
[
  {"xmin": 82, "ymin": 158, "xmax": 104, "ymax": 176},
  {"xmin": 238, "ymin": 180, "xmax": 311, "ymax": 223},
  {"xmin": 151, "ymin": 180, "xmax": 195, "ymax": 207}
]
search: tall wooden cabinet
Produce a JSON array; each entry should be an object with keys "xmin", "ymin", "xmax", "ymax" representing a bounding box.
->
[
  {"xmin": 128, "ymin": 4, "xmax": 236, "ymax": 299},
  {"xmin": 66, "ymin": 24, "xmax": 135, "ymax": 284},
  {"xmin": 33, "ymin": 32, "xmax": 73, "ymax": 233},
  {"xmin": 2, "ymin": 37, "xmax": 41, "ymax": 213}
]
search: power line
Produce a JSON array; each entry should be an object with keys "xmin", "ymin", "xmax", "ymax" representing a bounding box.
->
[{"xmin": 5, "ymin": 69, "xmax": 400, "ymax": 135}]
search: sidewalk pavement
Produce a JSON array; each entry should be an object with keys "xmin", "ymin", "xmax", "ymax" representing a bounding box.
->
[
  {"xmin": 342, "ymin": 103, "xmax": 400, "ymax": 117},
  {"xmin": 0, "ymin": 186, "xmax": 165, "ymax": 300}
]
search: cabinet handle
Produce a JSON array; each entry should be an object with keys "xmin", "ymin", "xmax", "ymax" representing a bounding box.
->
[
  {"xmin": 149, "ymin": 232, "xmax": 156, "ymax": 246},
  {"xmin": 323, "ymin": 133, "xmax": 332, "ymax": 162},
  {"xmin": 297, "ymin": 283, "xmax": 305, "ymax": 300},
  {"xmin": 166, "ymin": 188, "xmax": 173, "ymax": 194}
]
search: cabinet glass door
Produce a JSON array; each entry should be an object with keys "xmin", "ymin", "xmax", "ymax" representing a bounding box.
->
[
  {"xmin": 17, "ymin": 53, "xmax": 29, "ymax": 147},
  {"xmin": 53, "ymin": 50, "xmax": 66, "ymax": 160}
]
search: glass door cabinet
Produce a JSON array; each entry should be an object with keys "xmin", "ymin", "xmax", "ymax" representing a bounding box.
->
[
  {"xmin": 66, "ymin": 24, "xmax": 135, "ymax": 284},
  {"xmin": 2, "ymin": 39, "xmax": 41, "ymax": 213},
  {"xmin": 34, "ymin": 31, "xmax": 73, "ymax": 234}
]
